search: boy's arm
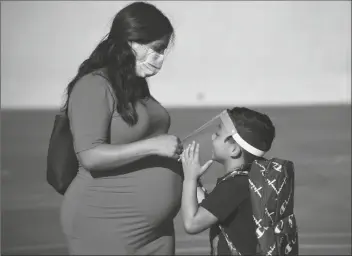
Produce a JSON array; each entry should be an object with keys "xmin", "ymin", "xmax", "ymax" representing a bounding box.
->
[
  {"xmin": 182, "ymin": 177, "xmax": 249, "ymax": 235},
  {"xmin": 196, "ymin": 180, "xmax": 208, "ymax": 203},
  {"xmin": 196, "ymin": 186, "xmax": 206, "ymax": 203},
  {"xmin": 182, "ymin": 178, "xmax": 219, "ymax": 234}
]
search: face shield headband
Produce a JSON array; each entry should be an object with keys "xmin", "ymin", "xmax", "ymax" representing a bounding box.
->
[
  {"xmin": 182, "ymin": 110, "xmax": 266, "ymax": 157},
  {"xmin": 219, "ymin": 110, "xmax": 266, "ymax": 157}
]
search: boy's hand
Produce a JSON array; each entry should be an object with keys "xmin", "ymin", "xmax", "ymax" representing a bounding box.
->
[{"xmin": 181, "ymin": 141, "xmax": 213, "ymax": 181}]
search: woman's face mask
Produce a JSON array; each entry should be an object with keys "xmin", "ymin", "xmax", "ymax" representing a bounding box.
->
[{"xmin": 130, "ymin": 42, "xmax": 165, "ymax": 77}]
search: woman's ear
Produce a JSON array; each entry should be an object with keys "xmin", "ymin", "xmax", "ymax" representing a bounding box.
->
[
  {"xmin": 129, "ymin": 42, "xmax": 149, "ymax": 60},
  {"xmin": 129, "ymin": 41, "xmax": 137, "ymax": 54}
]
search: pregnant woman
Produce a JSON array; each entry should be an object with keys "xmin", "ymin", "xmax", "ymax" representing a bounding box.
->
[{"xmin": 60, "ymin": 2, "xmax": 184, "ymax": 254}]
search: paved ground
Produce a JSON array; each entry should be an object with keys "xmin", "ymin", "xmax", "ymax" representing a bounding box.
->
[{"xmin": 1, "ymin": 106, "xmax": 351, "ymax": 255}]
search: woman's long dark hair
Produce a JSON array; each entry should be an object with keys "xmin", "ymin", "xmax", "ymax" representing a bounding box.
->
[{"xmin": 62, "ymin": 2, "xmax": 174, "ymax": 126}]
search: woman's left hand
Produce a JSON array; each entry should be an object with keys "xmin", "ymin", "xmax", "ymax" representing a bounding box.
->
[{"xmin": 181, "ymin": 141, "xmax": 213, "ymax": 181}]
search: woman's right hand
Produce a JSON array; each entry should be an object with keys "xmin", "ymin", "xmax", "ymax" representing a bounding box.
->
[{"xmin": 149, "ymin": 134, "xmax": 183, "ymax": 159}]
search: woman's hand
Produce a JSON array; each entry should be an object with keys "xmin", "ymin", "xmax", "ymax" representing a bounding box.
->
[
  {"xmin": 181, "ymin": 141, "xmax": 213, "ymax": 181},
  {"xmin": 149, "ymin": 134, "xmax": 183, "ymax": 159}
]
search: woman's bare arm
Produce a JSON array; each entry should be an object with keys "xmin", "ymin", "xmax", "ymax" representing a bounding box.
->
[
  {"xmin": 77, "ymin": 138, "xmax": 155, "ymax": 171},
  {"xmin": 77, "ymin": 134, "xmax": 181, "ymax": 172}
]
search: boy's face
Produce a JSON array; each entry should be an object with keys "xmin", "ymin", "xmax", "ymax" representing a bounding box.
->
[{"xmin": 211, "ymin": 122, "xmax": 234, "ymax": 162}]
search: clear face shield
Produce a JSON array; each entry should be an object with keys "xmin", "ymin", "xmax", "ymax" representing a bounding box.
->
[
  {"xmin": 181, "ymin": 110, "xmax": 228, "ymax": 163},
  {"xmin": 181, "ymin": 109, "xmax": 266, "ymax": 178}
]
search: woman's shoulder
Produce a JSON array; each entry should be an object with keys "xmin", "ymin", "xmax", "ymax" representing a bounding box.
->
[
  {"xmin": 91, "ymin": 68, "xmax": 110, "ymax": 82},
  {"xmin": 72, "ymin": 69, "xmax": 113, "ymax": 97},
  {"xmin": 75, "ymin": 68, "xmax": 108, "ymax": 87},
  {"xmin": 69, "ymin": 69, "xmax": 116, "ymax": 110}
]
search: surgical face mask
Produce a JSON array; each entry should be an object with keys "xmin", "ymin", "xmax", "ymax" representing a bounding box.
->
[{"xmin": 130, "ymin": 42, "xmax": 165, "ymax": 77}]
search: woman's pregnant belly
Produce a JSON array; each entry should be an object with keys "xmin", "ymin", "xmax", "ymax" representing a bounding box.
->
[
  {"xmin": 61, "ymin": 158, "xmax": 183, "ymax": 250},
  {"xmin": 133, "ymin": 166, "xmax": 183, "ymax": 226}
]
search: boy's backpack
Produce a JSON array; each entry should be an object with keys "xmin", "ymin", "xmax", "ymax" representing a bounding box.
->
[{"xmin": 248, "ymin": 158, "xmax": 299, "ymax": 255}]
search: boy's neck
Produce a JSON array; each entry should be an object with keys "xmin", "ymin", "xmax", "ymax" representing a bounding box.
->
[{"xmin": 223, "ymin": 158, "xmax": 246, "ymax": 173}]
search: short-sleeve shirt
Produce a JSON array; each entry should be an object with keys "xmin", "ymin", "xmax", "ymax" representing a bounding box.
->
[
  {"xmin": 68, "ymin": 69, "xmax": 171, "ymax": 154},
  {"xmin": 200, "ymin": 175, "xmax": 257, "ymax": 255},
  {"xmin": 68, "ymin": 71, "xmax": 115, "ymax": 154},
  {"xmin": 67, "ymin": 69, "xmax": 182, "ymax": 181}
]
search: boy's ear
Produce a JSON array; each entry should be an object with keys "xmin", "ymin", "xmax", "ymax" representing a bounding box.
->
[
  {"xmin": 225, "ymin": 136, "xmax": 242, "ymax": 159},
  {"xmin": 230, "ymin": 143, "xmax": 242, "ymax": 159}
]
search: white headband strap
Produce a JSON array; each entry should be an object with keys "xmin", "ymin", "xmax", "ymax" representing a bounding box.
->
[
  {"xmin": 220, "ymin": 110, "xmax": 266, "ymax": 157},
  {"xmin": 232, "ymin": 133, "xmax": 265, "ymax": 157}
]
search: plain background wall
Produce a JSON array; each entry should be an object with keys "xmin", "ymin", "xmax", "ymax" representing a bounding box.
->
[{"xmin": 1, "ymin": 0, "xmax": 351, "ymax": 108}]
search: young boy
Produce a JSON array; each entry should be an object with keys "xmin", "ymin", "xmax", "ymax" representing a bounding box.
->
[{"xmin": 180, "ymin": 107, "xmax": 276, "ymax": 255}]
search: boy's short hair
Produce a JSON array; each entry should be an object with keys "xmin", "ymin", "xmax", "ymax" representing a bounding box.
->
[{"xmin": 228, "ymin": 107, "xmax": 276, "ymax": 161}]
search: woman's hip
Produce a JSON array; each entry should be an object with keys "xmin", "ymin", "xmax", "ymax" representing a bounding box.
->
[{"xmin": 60, "ymin": 170, "xmax": 181, "ymax": 249}]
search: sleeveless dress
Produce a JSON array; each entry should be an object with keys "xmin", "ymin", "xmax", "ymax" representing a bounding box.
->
[{"xmin": 60, "ymin": 71, "xmax": 183, "ymax": 255}]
